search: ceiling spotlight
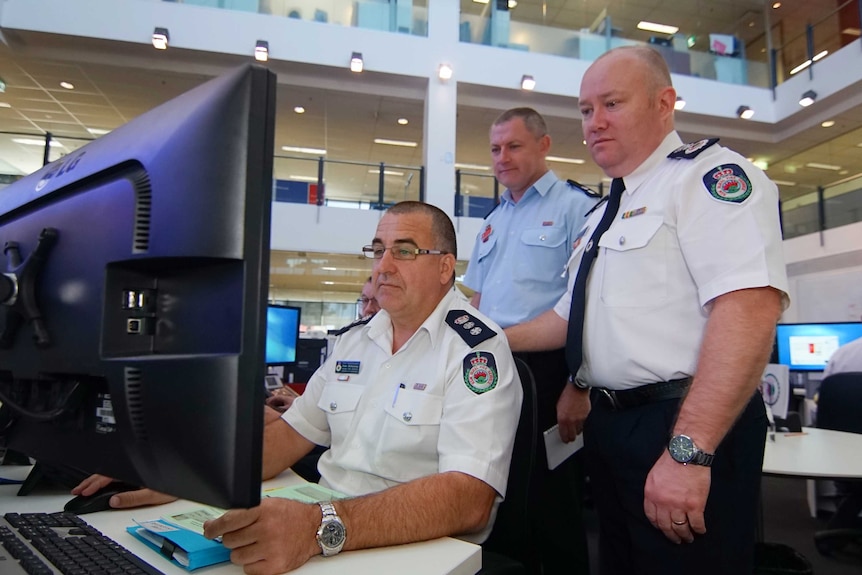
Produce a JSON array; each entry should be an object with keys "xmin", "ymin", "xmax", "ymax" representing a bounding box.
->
[
  {"xmin": 520, "ymin": 74, "xmax": 536, "ymax": 91},
  {"xmin": 438, "ymin": 63, "xmax": 453, "ymax": 81},
  {"xmin": 152, "ymin": 27, "xmax": 169, "ymax": 50},
  {"xmin": 293, "ymin": 106, "xmax": 305, "ymax": 114},
  {"xmin": 799, "ymin": 90, "xmax": 817, "ymax": 107},
  {"xmin": 821, "ymin": 120, "xmax": 835, "ymax": 128},
  {"xmin": 736, "ymin": 105, "xmax": 754, "ymax": 119},
  {"xmin": 674, "ymin": 96, "xmax": 686, "ymax": 110},
  {"xmin": 254, "ymin": 40, "xmax": 269, "ymax": 62},
  {"xmin": 59, "ymin": 81, "xmax": 75, "ymax": 90},
  {"xmin": 397, "ymin": 118, "xmax": 409, "ymax": 125},
  {"xmin": 350, "ymin": 52, "xmax": 364, "ymax": 73}
]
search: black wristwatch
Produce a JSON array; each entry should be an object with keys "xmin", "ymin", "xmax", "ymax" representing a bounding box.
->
[
  {"xmin": 668, "ymin": 434, "xmax": 714, "ymax": 467},
  {"xmin": 568, "ymin": 374, "xmax": 589, "ymax": 390}
]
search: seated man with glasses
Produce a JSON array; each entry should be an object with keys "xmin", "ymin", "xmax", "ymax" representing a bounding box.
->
[
  {"xmin": 73, "ymin": 201, "xmax": 522, "ymax": 575},
  {"xmin": 357, "ymin": 276, "xmax": 380, "ymax": 319}
]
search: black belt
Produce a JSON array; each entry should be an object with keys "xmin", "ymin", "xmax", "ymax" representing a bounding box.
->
[{"xmin": 592, "ymin": 378, "xmax": 691, "ymax": 411}]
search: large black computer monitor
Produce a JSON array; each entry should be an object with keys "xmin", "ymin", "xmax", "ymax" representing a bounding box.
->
[
  {"xmin": 0, "ymin": 64, "xmax": 276, "ymax": 509},
  {"xmin": 265, "ymin": 304, "xmax": 301, "ymax": 366},
  {"xmin": 775, "ymin": 322, "xmax": 862, "ymax": 372}
]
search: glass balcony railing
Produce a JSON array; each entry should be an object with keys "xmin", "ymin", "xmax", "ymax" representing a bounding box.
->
[
  {"xmin": 780, "ymin": 175, "xmax": 862, "ymax": 240},
  {"xmin": 159, "ymin": 0, "xmax": 429, "ymax": 36}
]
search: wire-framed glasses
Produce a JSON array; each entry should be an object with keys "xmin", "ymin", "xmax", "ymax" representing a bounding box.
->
[{"xmin": 361, "ymin": 242, "xmax": 449, "ymax": 260}]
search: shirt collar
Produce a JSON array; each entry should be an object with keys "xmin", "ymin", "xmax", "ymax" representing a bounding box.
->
[
  {"xmin": 367, "ymin": 289, "xmax": 459, "ymax": 353},
  {"xmin": 501, "ymin": 170, "xmax": 557, "ymax": 205},
  {"xmin": 619, "ymin": 132, "xmax": 683, "ymax": 196}
]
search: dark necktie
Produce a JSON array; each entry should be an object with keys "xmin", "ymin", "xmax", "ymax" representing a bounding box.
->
[{"xmin": 565, "ymin": 177, "xmax": 625, "ymax": 378}]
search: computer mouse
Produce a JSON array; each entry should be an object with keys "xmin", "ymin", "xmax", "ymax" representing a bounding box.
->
[{"xmin": 63, "ymin": 482, "xmax": 140, "ymax": 515}]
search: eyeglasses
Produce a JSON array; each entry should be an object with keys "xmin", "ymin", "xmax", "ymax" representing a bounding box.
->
[
  {"xmin": 361, "ymin": 243, "xmax": 449, "ymax": 260},
  {"xmin": 359, "ymin": 297, "xmax": 377, "ymax": 305}
]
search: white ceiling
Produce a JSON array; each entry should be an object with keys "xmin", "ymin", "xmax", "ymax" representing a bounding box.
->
[{"xmin": 1, "ymin": 0, "xmax": 860, "ymax": 301}]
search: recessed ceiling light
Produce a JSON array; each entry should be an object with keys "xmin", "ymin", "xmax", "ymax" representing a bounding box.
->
[
  {"xmin": 282, "ymin": 145, "xmax": 326, "ymax": 155},
  {"xmin": 546, "ymin": 155, "xmax": 585, "ymax": 165},
  {"xmin": 373, "ymin": 138, "xmax": 417, "ymax": 147},
  {"xmin": 321, "ymin": 266, "xmax": 337, "ymax": 271},
  {"xmin": 771, "ymin": 179, "xmax": 795, "ymax": 186},
  {"xmin": 805, "ymin": 162, "xmax": 841, "ymax": 171},
  {"xmin": 752, "ymin": 159, "xmax": 769, "ymax": 170},
  {"xmin": 637, "ymin": 21, "xmax": 679, "ymax": 35},
  {"xmin": 294, "ymin": 106, "xmax": 305, "ymax": 114},
  {"xmin": 59, "ymin": 81, "xmax": 74, "ymax": 90},
  {"xmin": 288, "ymin": 175, "xmax": 321, "ymax": 182},
  {"xmin": 397, "ymin": 118, "xmax": 408, "ymax": 125},
  {"xmin": 454, "ymin": 163, "xmax": 490, "ymax": 171},
  {"xmin": 0, "ymin": 102, "xmax": 11, "ymax": 108},
  {"xmin": 839, "ymin": 170, "xmax": 849, "ymax": 175},
  {"xmin": 857, "ymin": 142, "xmax": 862, "ymax": 148},
  {"xmin": 368, "ymin": 169, "xmax": 405, "ymax": 176},
  {"xmin": 821, "ymin": 120, "xmax": 836, "ymax": 128},
  {"xmin": 772, "ymin": 2, "xmax": 781, "ymax": 8},
  {"xmin": 87, "ymin": 128, "xmax": 110, "ymax": 135},
  {"xmin": 322, "ymin": 281, "xmax": 335, "ymax": 285},
  {"xmin": 13, "ymin": 138, "xmax": 63, "ymax": 147}
]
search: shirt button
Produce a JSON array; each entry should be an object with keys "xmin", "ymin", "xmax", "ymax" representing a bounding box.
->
[
  {"xmin": 402, "ymin": 412, "xmax": 413, "ymax": 422},
  {"xmin": 619, "ymin": 236, "xmax": 626, "ymax": 245},
  {"xmin": 329, "ymin": 402, "xmax": 337, "ymax": 411},
  {"xmin": 539, "ymin": 234, "xmax": 546, "ymax": 241}
]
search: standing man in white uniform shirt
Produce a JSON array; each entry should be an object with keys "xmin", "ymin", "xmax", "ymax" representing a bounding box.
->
[
  {"xmin": 74, "ymin": 201, "xmax": 522, "ymax": 575},
  {"xmin": 463, "ymin": 107, "xmax": 597, "ymax": 574},
  {"xmin": 504, "ymin": 46, "xmax": 789, "ymax": 574},
  {"xmin": 823, "ymin": 319, "xmax": 862, "ymax": 377}
]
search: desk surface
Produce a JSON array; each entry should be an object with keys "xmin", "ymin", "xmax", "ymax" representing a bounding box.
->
[
  {"xmin": 762, "ymin": 427, "xmax": 862, "ymax": 480},
  {"xmin": 0, "ymin": 467, "xmax": 481, "ymax": 575}
]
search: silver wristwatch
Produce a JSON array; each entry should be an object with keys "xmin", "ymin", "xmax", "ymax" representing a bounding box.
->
[{"xmin": 316, "ymin": 502, "xmax": 346, "ymax": 556}]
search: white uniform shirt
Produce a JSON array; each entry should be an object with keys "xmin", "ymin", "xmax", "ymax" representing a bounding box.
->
[
  {"xmin": 284, "ymin": 289, "xmax": 522, "ymax": 542},
  {"xmin": 554, "ymin": 132, "xmax": 789, "ymax": 390},
  {"xmin": 823, "ymin": 336, "xmax": 862, "ymax": 377}
]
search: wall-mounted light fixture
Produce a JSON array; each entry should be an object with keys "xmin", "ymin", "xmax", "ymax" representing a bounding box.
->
[
  {"xmin": 799, "ymin": 90, "xmax": 817, "ymax": 107},
  {"xmin": 438, "ymin": 63, "xmax": 453, "ymax": 81},
  {"xmin": 736, "ymin": 105, "xmax": 754, "ymax": 119},
  {"xmin": 520, "ymin": 74, "xmax": 535, "ymax": 91},
  {"xmin": 350, "ymin": 52, "xmax": 364, "ymax": 73},
  {"xmin": 152, "ymin": 27, "xmax": 169, "ymax": 50},
  {"xmin": 674, "ymin": 96, "xmax": 686, "ymax": 110},
  {"xmin": 254, "ymin": 40, "xmax": 269, "ymax": 62}
]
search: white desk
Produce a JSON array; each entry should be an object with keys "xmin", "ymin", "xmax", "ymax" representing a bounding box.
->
[
  {"xmin": 0, "ymin": 467, "xmax": 481, "ymax": 575},
  {"xmin": 762, "ymin": 427, "xmax": 862, "ymax": 518}
]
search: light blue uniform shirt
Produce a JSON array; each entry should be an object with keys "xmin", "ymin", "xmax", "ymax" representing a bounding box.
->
[{"xmin": 463, "ymin": 170, "xmax": 599, "ymax": 328}]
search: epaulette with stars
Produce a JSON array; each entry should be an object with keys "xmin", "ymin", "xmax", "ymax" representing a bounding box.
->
[
  {"xmin": 668, "ymin": 138, "xmax": 720, "ymax": 160},
  {"xmin": 584, "ymin": 194, "xmax": 610, "ymax": 218},
  {"xmin": 330, "ymin": 314, "xmax": 374, "ymax": 337},
  {"xmin": 566, "ymin": 179, "xmax": 602, "ymax": 198},
  {"xmin": 445, "ymin": 310, "xmax": 497, "ymax": 348}
]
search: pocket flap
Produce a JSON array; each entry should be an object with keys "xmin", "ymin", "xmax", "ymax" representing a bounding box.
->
[
  {"xmin": 384, "ymin": 390, "xmax": 443, "ymax": 426},
  {"xmin": 317, "ymin": 383, "xmax": 363, "ymax": 414},
  {"xmin": 520, "ymin": 226, "xmax": 566, "ymax": 248},
  {"xmin": 599, "ymin": 215, "xmax": 662, "ymax": 251}
]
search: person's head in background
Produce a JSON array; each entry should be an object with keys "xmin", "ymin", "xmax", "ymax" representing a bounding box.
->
[
  {"xmin": 489, "ymin": 107, "xmax": 551, "ymax": 202},
  {"xmin": 578, "ymin": 45, "xmax": 676, "ymax": 179},
  {"xmin": 358, "ymin": 276, "xmax": 380, "ymax": 319}
]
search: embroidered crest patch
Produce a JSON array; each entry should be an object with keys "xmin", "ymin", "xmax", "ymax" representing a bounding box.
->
[
  {"xmin": 702, "ymin": 164, "xmax": 752, "ymax": 204},
  {"xmin": 463, "ymin": 352, "xmax": 498, "ymax": 394}
]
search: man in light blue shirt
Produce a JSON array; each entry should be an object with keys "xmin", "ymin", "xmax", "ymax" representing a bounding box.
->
[{"xmin": 463, "ymin": 107, "xmax": 598, "ymax": 575}]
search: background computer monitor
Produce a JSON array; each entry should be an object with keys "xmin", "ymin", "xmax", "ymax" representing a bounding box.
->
[
  {"xmin": 0, "ymin": 64, "xmax": 275, "ymax": 509},
  {"xmin": 266, "ymin": 304, "xmax": 301, "ymax": 366},
  {"xmin": 775, "ymin": 322, "xmax": 862, "ymax": 372}
]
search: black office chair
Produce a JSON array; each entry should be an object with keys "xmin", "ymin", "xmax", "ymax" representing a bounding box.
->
[
  {"xmin": 479, "ymin": 356, "xmax": 539, "ymax": 575},
  {"xmin": 813, "ymin": 371, "xmax": 862, "ymax": 556}
]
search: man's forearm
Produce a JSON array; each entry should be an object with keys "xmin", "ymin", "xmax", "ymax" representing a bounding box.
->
[
  {"xmin": 337, "ymin": 471, "xmax": 496, "ymax": 550},
  {"xmin": 503, "ymin": 308, "xmax": 568, "ymax": 352},
  {"xmin": 673, "ymin": 287, "xmax": 783, "ymax": 452}
]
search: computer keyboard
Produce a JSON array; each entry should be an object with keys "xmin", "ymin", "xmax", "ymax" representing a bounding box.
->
[{"xmin": 0, "ymin": 511, "xmax": 165, "ymax": 575}]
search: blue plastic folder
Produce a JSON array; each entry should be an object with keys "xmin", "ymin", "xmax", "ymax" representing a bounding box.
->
[{"xmin": 126, "ymin": 519, "xmax": 230, "ymax": 571}]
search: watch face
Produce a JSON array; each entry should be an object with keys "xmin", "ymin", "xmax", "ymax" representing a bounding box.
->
[
  {"xmin": 668, "ymin": 435, "xmax": 695, "ymax": 463},
  {"xmin": 320, "ymin": 521, "xmax": 345, "ymax": 547}
]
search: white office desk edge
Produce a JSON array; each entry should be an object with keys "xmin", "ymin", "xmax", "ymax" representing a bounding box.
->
[{"xmin": 0, "ymin": 467, "xmax": 481, "ymax": 575}]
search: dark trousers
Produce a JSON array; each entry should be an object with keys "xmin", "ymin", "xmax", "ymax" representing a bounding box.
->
[
  {"xmin": 514, "ymin": 349, "xmax": 590, "ymax": 575},
  {"xmin": 585, "ymin": 391, "xmax": 767, "ymax": 575}
]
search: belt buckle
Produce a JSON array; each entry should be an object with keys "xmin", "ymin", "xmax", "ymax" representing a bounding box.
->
[{"xmin": 599, "ymin": 388, "xmax": 621, "ymax": 411}]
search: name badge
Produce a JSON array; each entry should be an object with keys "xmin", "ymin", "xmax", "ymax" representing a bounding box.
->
[{"xmin": 335, "ymin": 361, "xmax": 361, "ymax": 374}]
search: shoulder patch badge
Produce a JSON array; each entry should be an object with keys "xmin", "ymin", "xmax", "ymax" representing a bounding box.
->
[
  {"xmin": 668, "ymin": 138, "xmax": 720, "ymax": 160},
  {"xmin": 446, "ymin": 310, "xmax": 497, "ymax": 347},
  {"xmin": 702, "ymin": 164, "xmax": 753, "ymax": 204},
  {"xmin": 566, "ymin": 179, "xmax": 601, "ymax": 198},
  {"xmin": 463, "ymin": 351, "xmax": 498, "ymax": 394}
]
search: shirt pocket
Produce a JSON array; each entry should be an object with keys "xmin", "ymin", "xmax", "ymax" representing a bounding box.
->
[
  {"xmin": 517, "ymin": 226, "xmax": 569, "ymax": 280},
  {"xmin": 317, "ymin": 383, "xmax": 364, "ymax": 442},
  {"xmin": 597, "ymin": 215, "xmax": 667, "ymax": 307},
  {"xmin": 382, "ymin": 389, "xmax": 443, "ymax": 458}
]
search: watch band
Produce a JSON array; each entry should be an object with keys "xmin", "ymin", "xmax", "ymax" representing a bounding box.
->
[{"xmin": 316, "ymin": 502, "xmax": 346, "ymax": 556}]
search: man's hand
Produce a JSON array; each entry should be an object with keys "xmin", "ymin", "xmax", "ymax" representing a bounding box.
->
[
  {"xmin": 204, "ymin": 498, "xmax": 320, "ymax": 575},
  {"xmin": 71, "ymin": 474, "xmax": 177, "ymax": 509},
  {"xmin": 556, "ymin": 383, "xmax": 590, "ymax": 442},
  {"xmin": 643, "ymin": 452, "xmax": 710, "ymax": 544}
]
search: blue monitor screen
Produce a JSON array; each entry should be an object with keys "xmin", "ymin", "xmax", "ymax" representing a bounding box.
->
[
  {"xmin": 266, "ymin": 305, "xmax": 300, "ymax": 365},
  {"xmin": 775, "ymin": 322, "xmax": 862, "ymax": 371}
]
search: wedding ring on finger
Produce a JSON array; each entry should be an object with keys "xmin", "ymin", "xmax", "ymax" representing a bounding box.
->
[{"xmin": 672, "ymin": 519, "xmax": 688, "ymax": 526}]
